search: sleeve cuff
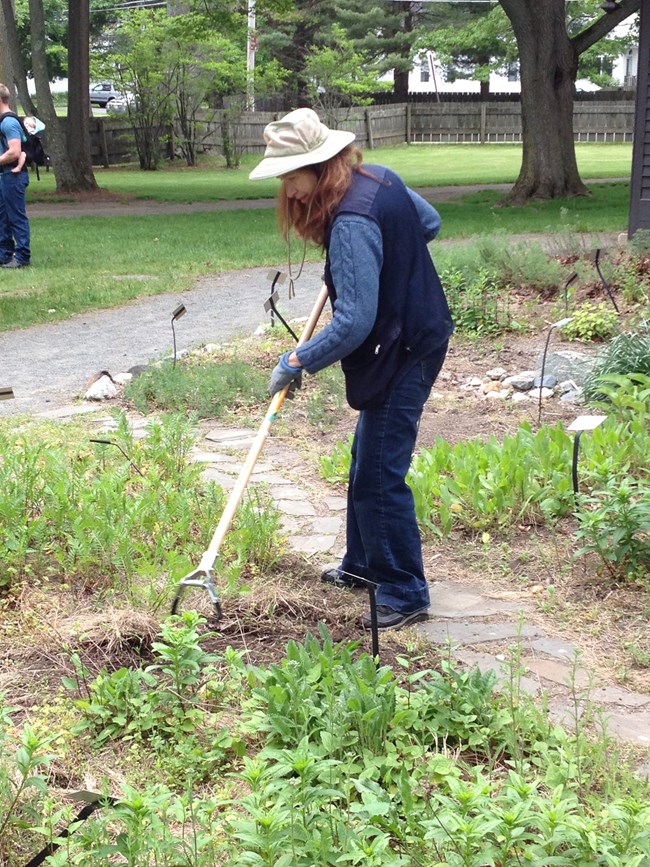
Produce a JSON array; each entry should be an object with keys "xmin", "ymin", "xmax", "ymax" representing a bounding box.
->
[{"xmin": 280, "ymin": 351, "xmax": 302, "ymax": 372}]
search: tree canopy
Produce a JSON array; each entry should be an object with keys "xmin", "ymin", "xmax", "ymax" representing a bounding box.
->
[{"xmin": 2, "ymin": 0, "xmax": 643, "ymax": 201}]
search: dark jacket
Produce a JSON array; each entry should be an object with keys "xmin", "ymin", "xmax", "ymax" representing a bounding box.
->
[{"xmin": 324, "ymin": 165, "xmax": 453, "ymax": 410}]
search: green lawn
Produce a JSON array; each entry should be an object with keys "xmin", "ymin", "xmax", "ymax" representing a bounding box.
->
[
  {"xmin": 27, "ymin": 142, "xmax": 633, "ymax": 204},
  {"xmin": 1, "ymin": 142, "xmax": 632, "ymax": 333}
]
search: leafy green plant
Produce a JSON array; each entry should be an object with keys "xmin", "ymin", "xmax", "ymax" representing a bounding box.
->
[
  {"xmin": 575, "ymin": 478, "xmax": 650, "ymax": 583},
  {"xmin": 319, "ymin": 433, "xmax": 353, "ymax": 485},
  {"xmin": 65, "ymin": 614, "xmax": 237, "ymax": 791},
  {"xmin": 0, "ymin": 412, "xmax": 282, "ymax": 601},
  {"xmin": 628, "ymin": 228, "xmax": 650, "ymax": 258},
  {"xmin": 440, "ymin": 265, "xmax": 517, "ymax": 336},
  {"xmin": 562, "ymin": 300, "xmax": 620, "ymax": 341},
  {"xmin": 584, "ymin": 332, "xmax": 650, "ymax": 401},
  {"xmin": 69, "ymin": 613, "xmax": 220, "ymax": 743},
  {"xmin": 226, "ymin": 489, "xmax": 283, "ymax": 578},
  {"xmin": 408, "ymin": 422, "xmax": 578, "ymax": 534},
  {"xmin": 148, "ymin": 612, "xmax": 220, "ymax": 710},
  {"xmin": 244, "ymin": 627, "xmax": 397, "ymax": 757},
  {"xmin": 613, "ymin": 257, "xmax": 650, "ymax": 305},
  {"xmin": 0, "ymin": 700, "xmax": 57, "ymax": 864}
]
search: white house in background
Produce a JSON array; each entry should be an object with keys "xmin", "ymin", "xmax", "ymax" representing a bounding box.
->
[
  {"xmin": 403, "ymin": 18, "xmax": 639, "ymax": 96},
  {"xmin": 405, "ymin": 53, "xmax": 603, "ymax": 94}
]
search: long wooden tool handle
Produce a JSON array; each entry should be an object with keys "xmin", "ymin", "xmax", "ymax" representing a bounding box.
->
[{"xmin": 198, "ymin": 282, "xmax": 330, "ymax": 571}]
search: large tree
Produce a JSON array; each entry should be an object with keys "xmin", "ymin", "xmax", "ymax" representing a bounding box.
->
[
  {"xmin": 258, "ymin": 0, "xmax": 338, "ymax": 104},
  {"xmin": 337, "ymin": 0, "xmax": 418, "ymax": 99},
  {"xmin": 499, "ymin": 0, "xmax": 640, "ymax": 203},
  {"xmin": 27, "ymin": 0, "xmax": 97, "ymax": 191},
  {"xmin": 421, "ymin": 2, "xmax": 516, "ymax": 100},
  {"xmin": 66, "ymin": 0, "xmax": 97, "ymax": 190},
  {"xmin": 0, "ymin": 0, "xmax": 36, "ymax": 113}
]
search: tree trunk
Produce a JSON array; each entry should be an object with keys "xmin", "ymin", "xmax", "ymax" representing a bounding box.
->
[
  {"xmin": 0, "ymin": 4, "xmax": 16, "ymax": 98},
  {"xmin": 500, "ymin": 0, "xmax": 588, "ymax": 204},
  {"xmin": 393, "ymin": 68, "xmax": 409, "ymax": 100},
  {"xmin": 0, "ymin": 0, "xmax": 36, "ymax": 114},
  {"xmin": 29, "ymin": 0, "xmax": 97, "ymax": 192},
  {"xmin": 65, "ymin": 0, "xmax": 98, "ymax": 191}
]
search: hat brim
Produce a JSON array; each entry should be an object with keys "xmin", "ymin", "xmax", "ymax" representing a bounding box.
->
[{"xmin": 249, "ymin": 129, "xmax": 356, "ymax": 180}]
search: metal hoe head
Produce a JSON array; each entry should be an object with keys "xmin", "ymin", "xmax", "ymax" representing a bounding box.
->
[{"xmin": 170, "ymin": 566, "xmax": 223, "ymax": 620}]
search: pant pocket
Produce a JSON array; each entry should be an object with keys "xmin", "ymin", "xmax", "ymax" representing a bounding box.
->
[{"xmin": 420, "ymin": 341, "xmax": 448, "ymax": 387}]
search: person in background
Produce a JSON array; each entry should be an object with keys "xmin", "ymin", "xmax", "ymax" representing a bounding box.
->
[
  {"xmin": 0, "ymin": 83, "xmax": 30, "ymax": 269},
  {"xmin": 250, "ymin": 108, "xmax": 453, "ymax": 631}
]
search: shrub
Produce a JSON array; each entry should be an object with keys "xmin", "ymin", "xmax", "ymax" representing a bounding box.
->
[
  {"xmin": 436, "ymin": 235, "xmax": 566, "ymax": 295},
  {"xmin": 562, "ymin": 300, "xmax": 620, "ymax": 342},
  {"xmin": 440, "ymin": 266, "xmax": 518, "ymax": 336},
  {"xmin": 575, "ymin": 478, "xmax": 650, "ymax": 583}
]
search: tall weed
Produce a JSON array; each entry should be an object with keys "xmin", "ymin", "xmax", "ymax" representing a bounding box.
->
[
  {"xmin": 0, "ymin": 412, "xmax": 281, "ymax": 600},
  {"xmin": 0, "ymin": 700, "xmax": 57, "ymax": 864}
]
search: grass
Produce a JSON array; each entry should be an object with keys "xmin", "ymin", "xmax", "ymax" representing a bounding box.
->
[
  {"xmin": 0, "ymin": 210, "xmax": 288, "ymax": 331},
  {"xmin": 26, "ymin": 142, "xmax": 632, "ymax": 204},
  {"xmin": 437, "ymin": 182, "xmax": 630, "ymax": 236},
  {"xmin": 0, "ymin": 181, "xmax": 630, "ymax": 331}
]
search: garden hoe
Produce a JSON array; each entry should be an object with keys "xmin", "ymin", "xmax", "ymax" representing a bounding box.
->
[{"xmin": 170, "ymin": 283, "xmax": 330, "ymax": 621}]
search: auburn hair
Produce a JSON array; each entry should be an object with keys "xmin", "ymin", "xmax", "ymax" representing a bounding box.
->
[{"xmin": 277, "ymin": 145, "xmax": 367, "ymax": 247}]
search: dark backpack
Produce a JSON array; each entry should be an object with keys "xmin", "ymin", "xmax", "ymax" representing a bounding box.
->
[{"xmin": 0, "ymin": 111, "xmax": 49, "ymax": 179}]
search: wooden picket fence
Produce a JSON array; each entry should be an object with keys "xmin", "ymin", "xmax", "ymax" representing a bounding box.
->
[{"xmin": 84, "ymin": 98, "xmax": 636, "ymax": 166}]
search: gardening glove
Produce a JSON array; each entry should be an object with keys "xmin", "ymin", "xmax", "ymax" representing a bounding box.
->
[{"xmin": 269, "ymin": 351, "xmax": 303, "ymax": 399}]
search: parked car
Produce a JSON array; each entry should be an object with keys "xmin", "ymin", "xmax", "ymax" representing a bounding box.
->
[{"xmin": 89, "ymin": 83, "xmax": 122, "ymax": 108}]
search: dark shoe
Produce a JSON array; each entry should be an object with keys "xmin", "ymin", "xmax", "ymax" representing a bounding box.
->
[
  {"xmin": 320, "ymin": 567, "xmax": 367, "ymax": 589},
  {"xmin": 362, "ymin": 605, "xmax": 429, "ymax": 632},
  {"xmin": 2, "ymin": 257, "xmax": 28, "ymax": 269}
]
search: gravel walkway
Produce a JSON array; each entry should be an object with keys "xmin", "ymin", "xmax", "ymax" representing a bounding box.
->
[{"xmin": 0, "ymin": 262, "xmax": 326, "ymax": 416}]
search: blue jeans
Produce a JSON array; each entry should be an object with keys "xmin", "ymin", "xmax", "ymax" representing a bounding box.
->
[
  {"xmin": 341, "ymin": 343, "xmax": 448, "ymax": 613},
  {"xmin": 0, "ymin": 170, "xmax": 30, "ymax": 264}
]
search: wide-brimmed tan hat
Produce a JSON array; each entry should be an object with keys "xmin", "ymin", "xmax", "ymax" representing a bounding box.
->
[{"xmin": 249, "ymin": 108, "xmax": 356, "ymax": 180}]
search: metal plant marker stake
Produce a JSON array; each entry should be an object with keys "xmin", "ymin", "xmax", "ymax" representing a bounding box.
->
[
  {"xmin": 563, "ymin": 272, "xmax": 578, "ymax": 314},
  {"xmin": 367, "ymin": 583, "xmax": 380, "ymax": 661},
  {"xmin": 171, "ymin": 303, "xmax": 187, "ymax": 367},
  {"xmin": 567, "ymin": 415, "xmax": 607, "ymax": 497},
  {"xmin": 333, "ymin": 569, "xmax": 381, "ymax": 662},
  {"xmin": 90, "ymin": 439, "xmax": 145, "ymax": 477},
  {"xmin": 264, "ymin": 270, "xmax": 299, "ymax": 342},
  {"xmin": 24, "ymin": 791, "xmax": 118, "ymax": 867},
  {"xmin": 593, "ymin": 248, "xmax": 620, "ymax": 314},
  {"xmin": 537, "ymin": 317, "xmax": 574, "ymax": 425}
]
